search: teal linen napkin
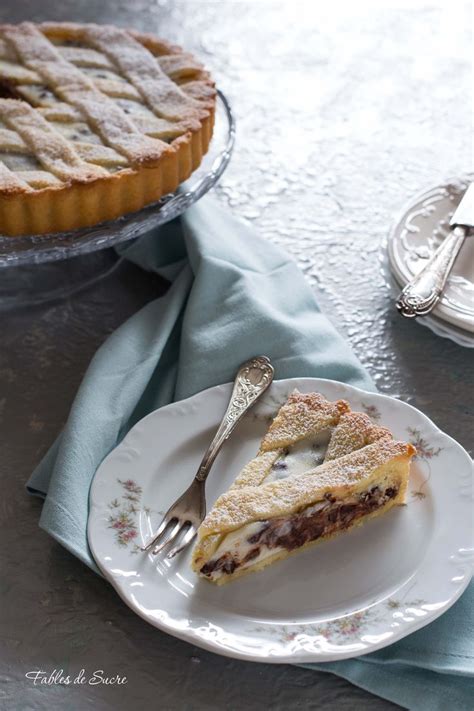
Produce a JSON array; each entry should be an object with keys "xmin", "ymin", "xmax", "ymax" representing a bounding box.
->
[{"xmin": 27, "ymin": 197, "xmax": 473, "ymax": 711}]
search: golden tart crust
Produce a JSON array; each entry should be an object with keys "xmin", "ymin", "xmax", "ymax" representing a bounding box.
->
[{"xmin": 0, "ymin": 22, "xmax": 216, "ymax": 236}]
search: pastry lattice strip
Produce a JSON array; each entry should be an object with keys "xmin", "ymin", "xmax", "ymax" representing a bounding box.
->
[
  {"xmin": 0, "ymin": 22, "xmax": 214, "ymax": 190},
  {"xmin": 230, "ymin": 391, "xmax": 392, "ymax": 490}
]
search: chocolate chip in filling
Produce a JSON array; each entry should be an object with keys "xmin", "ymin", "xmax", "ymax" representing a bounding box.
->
[{"xmin": 200, "ymin": 485, "xmax": 399, "ymax": 578}]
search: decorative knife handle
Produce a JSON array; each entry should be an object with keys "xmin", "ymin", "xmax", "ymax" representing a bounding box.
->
[
  {"xmin": 195, "ymin": 356, "xmax": 274, "ymax": 482},
  {"xmin": 396, "ymin": 226, "xmax": 467, "ymax": 318}
]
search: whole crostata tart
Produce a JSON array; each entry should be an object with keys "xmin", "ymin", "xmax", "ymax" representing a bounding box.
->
[
  {"xmin": 0, "ymin": 22, "xmax": 216, "ymax": 236},
  {"xmin": 192, "ymin": 391, "xmax": 416, "ymax": 584}
]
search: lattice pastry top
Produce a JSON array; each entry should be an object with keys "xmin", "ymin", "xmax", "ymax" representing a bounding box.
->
[{"xmin": 0, "ymin": 22, "xmax": 216, "ymax": 235}]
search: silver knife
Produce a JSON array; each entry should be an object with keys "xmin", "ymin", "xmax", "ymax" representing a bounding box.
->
[{"xmin": 396, "ymin": 182, "xmax": 474, "ymax": 318}]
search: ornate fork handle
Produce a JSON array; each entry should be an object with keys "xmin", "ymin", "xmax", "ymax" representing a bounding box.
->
[
  {"xmin": 195, "ymin": 356, "xmax": 274, "ymax": 482},
  {"xmin": 396, "ymin": 226, "xmax": 468, "ymax": 318}
]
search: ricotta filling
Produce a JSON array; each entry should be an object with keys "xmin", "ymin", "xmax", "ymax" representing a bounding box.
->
[
  {"xmin": 264, "ymin": 430, "xmax": 332, "ymax": 483},
  {"xmin": 200, "ymin": 484, "xmax": 399, "ymax": 580}
]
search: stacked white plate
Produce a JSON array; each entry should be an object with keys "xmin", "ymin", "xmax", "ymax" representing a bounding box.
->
[{"xmin": 388, "ymin": 176, "xmax": 474, "ymax": 348}]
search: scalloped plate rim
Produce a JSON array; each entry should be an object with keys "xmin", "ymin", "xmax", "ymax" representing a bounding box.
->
[{"xmin": 88, "ymin": 377, "xmax": 473, "ymax": 663}]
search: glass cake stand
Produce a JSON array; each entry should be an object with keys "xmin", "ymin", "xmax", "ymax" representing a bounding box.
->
[{"xmin": 0, "ymin": 91, "xmax": 234, "ymax": 306}]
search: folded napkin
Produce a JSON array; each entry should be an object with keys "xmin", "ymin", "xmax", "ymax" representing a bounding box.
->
[{"xmin": 27, "ymin": 197, "xmax": 473, "ymax": 711}]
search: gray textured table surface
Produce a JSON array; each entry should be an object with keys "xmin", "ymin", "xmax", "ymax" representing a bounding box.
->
[{"xmin": 0, "ymin": 2, "xmax": 472, "ymax": 710}]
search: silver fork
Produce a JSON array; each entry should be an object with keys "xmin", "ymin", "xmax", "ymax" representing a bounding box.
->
[{"xmin": 141, "ymin": 356, "xmax": 274, "ymax": 559}]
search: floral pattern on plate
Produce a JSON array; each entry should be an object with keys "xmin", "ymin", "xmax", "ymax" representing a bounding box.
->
[
  {"xmin": 108, "ymin": 479, "xmax": 148, "ymax": 552},
  {"xmin": 253, "ymin": 596, "xmax": 426, "ymax": 645},
  {"xmin": 406, "ymin": 427, "xmax": 442, "ymax": 501}
]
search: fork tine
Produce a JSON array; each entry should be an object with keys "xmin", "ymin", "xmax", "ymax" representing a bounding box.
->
[
  {"xmin": 166, "ymin": 524, "xmax": 196, "ymax": 560},
  {"xmin": 152, "ymin": 519, "xmax": 182, "ymax": 555},
  {"xmin": 141, "ymin": 515, "xmax": 171, "ymax": 552}
]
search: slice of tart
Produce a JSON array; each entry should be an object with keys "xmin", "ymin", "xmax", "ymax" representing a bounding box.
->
[{"xmin": 192, "ymin": 391, "xmax": 415, "ymax": 585}]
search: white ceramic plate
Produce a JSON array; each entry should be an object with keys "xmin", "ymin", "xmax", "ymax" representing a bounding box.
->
[
  {"xmin": 88, "ymin": 378, "xmax": 473, "ymax": 663},
  {"xmin": 388, "ymin": 175, "xmax": 474, "ymax": 342}
]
